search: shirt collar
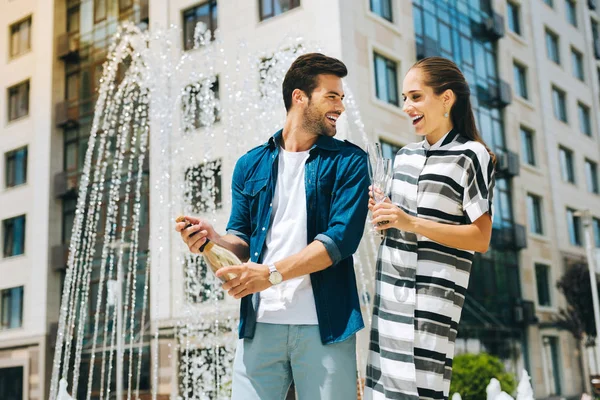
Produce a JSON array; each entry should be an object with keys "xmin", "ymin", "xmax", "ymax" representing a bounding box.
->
[
  {"xmin": 422, "ymin": 129, "xmax": 458, "ymax": 150},
  {"xmin": 267, "ymin": 129, "xmax": 340, "ymax": 152}
]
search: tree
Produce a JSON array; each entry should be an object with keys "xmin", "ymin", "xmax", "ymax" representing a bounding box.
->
[
  {"xmin": 554, "ymin": 262, "xmax": 599, "ymax": 394},
  {"xmin": 555, "ymin": 262, "xmax": 597, "ymax": 345},
  {"xmin": 450, "ymin": 353, "xmax": 516, "ymax": 400}
]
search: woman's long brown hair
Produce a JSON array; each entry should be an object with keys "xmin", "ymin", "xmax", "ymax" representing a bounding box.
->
[{"xmin": 411, "ymin": 57, "xmax": 496, "ymax": 164}]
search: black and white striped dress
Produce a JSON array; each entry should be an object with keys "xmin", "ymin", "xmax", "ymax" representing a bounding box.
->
[{"xmin": 364, "ymin": 130, "xmax": 495, "ymax": 400}]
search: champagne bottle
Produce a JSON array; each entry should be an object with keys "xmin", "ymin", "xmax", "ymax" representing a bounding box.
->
[{"xmin": 176, "ymin": 216, "xmax": 239, "ymax": 282}]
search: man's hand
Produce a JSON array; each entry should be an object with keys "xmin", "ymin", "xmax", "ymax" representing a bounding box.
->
[
  {"xmin": 174, "ymin": 215, "xmax": 218, "ymax": 254},
  {"xmin": 217, "ymin": 262, "xmax": 271, "ymax": 299}
]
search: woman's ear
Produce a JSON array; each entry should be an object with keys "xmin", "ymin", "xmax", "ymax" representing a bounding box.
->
[{"xmin": 443, "ymin": 89, "xmax": 456, "ymax": 109}]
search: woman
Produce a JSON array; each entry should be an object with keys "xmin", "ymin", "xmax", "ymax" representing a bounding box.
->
[{"xmin": 364, "ymin": 57, "xmax": 496, "ymax": 400}]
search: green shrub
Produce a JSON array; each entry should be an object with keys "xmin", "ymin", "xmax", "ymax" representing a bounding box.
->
[{"xmin": 450, "ymin": 353, "xmax": 517, "ymax": 400}]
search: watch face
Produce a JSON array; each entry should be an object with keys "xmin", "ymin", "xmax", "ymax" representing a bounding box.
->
[{"xmin": 269, "ymin": 271, "xmax": 283, "ymax": 285}]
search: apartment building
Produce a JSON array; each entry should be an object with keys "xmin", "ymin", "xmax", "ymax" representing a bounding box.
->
[{"xmin": 1, "ymin": 0, "xmax": 599, "ymax": 398}]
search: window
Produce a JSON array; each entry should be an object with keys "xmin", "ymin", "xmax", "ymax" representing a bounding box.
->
[
  {"xmin": 535, "ymin": 264, "xmax": 552, "ymax": 306},
  {"xmin": 5, "ymin": 147, "xmax": 27, "ymax": 188},
  {"xmin": 559, "ymin": 146, "xmax": 576, "ymax": 183},
  {"xmin": 0, "ymin": 366, "xmax": 23, "ymax": 399},
  {"xmin": 513, "ymin": 62, "xmax": 528, "ymax": 99},
  {"xmin": 67, "ymin": 4, "xmax": 80, "ymax": 33},
  {"xmin": 567, "ymin": 208, "xmax": 582, "ymax": 246},
  {"xmin": 578, "ymin": 102, "xmax": 592, "ymax": 136},
  {"xmin": 545, "ymin": 29, "xmax": 560, "ymax": 64},
  {"xmin": 520, "ymin": 126, "xmax": 536, "ymax": 166},
  {"xmin": 543, "ymin": 336, "xmax": 562, "ymax": 395},
  {"xmin": 544, "ymin": 0, "xmax": 554, "ymax": 7},
  {"xmin": 8, "ymin": 81, "xmax": 30, "ymax": 122},
  {"xmin": 585, "ymin": 159, "xmax": 599, "ymax": 194},
  {"xmin": 371, "ymin": 0, "xmax": 393, "ymax": 22},
  {"xmin": 184, "ymin": 159, "xmax": 222, "ymax": 213},
  {"xmin": 94, "ymin": 0, "xmax": 107, "ymax": 22},
  {"xmin": 66, "ymin": 71, "xmax": 79, "ymax": 101},
  {"xmin": 380, "ymin": 139, "xmax": 402, "ymax": 159},
  {"xmin": 507, "ymin": 2, "xmax": 521, "ymax": 34},
  {"xmin": 552, "ymin": 86, "xmax": 567, "ymax": 122},
  {"xmin": 593, "ymin": 20, "xmax": 600, "ymax": 59},
  {"xmin": 182, "ymin": 77, "xmax": 220, "ymax": 131},
  {"xmin": 64, "ymin": 124, "xmax": 90, "ymax": 173},
  {"xmin": 182, "ymin": 1, "xmax": 218, "ymax": 51},
  {"xmin": 0, "ymin": 287, "xmax": 23, "ymax": 330},
  {"xmin": 374, "ymin": 53, "xmax": 399, "ymax": 106},
  {"xmin": 527, "ymin": 194, "xmax": 544, "ymax": 235},
  {"xmin": 62, "ymin": 197, "xmax": 77, "ymax": 244},
  {"xmin": 184, "ymin": 255, "xmax": 224, "ymax": 303},
  {"xmin": 593, "ymin": 217, "xmax": 600, "ymax": 247},
  {"xmin": 259, "ymin": 0, "xmax": 300, "ymax": 21},
  {"xmin": 566, "ymin": 0, "xmax": 577, "ymax": 26},
  {"xmin": 571, "ymin": 48, "xmax": 584, "ymax": 81},
  {"xmin": 10, "ymin": 17, "xmax": 31, "ymax": 58},
  {"xmin": 3, "ymin": 216, "xmax": 26, "ymax": 258}
]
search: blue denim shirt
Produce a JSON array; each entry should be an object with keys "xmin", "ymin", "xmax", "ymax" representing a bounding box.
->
[{"xmin": 226, "ymin": 129, "xmax": 369, "ymax": 344}]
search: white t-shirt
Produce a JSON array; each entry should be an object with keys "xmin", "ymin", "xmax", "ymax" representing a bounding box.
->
[{"xmin": 257, "ymin": 147, "xmax": 319, "ymax": 325}]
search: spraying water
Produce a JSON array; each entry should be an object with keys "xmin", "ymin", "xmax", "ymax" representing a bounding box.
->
[{"xmin": 50, "ymin": 22, "xmax": 379, "ymax": 400}]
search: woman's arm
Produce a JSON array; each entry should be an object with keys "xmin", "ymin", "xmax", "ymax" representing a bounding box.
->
[{"xmin": 371, "ymin": 199, "xmax": 492, "ymax": 253}]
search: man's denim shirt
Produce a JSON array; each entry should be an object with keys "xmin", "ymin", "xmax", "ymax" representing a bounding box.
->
[{"xmin": 226, "ymin": 129, "xmax": 370, "ymax": 345}]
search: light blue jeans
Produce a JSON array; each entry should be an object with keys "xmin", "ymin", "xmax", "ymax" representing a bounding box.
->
[{"xmin": 231, "ymin": 323, "xmax": 357, "ymax": 400}]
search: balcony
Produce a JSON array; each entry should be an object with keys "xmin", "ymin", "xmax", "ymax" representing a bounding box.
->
[
  {"xmin": 55, "ymin": 101, "xmax": 79, "ymax": 127},
  {"xmin": 491, "ymin": 223, "xmax": 527, "ymax": 251},
  {"xmin": 57, "ymin": 33, "xmax": 80, "ymax": 61},
  {"xmin": 471, "ymin": 11, "xmax": 505, "ymax": 41},
  {"xmin": 513, "ymin": 300, "xmax": 538, "ymax": 326},
  {"xmin": 51, "ymin": 243, "xmax": 70, "ymax": 271},
  {"xmin": 477, "ymin": 79, "xmax": 512, "ymax": 108},
  {"xmin": 496, "ymin": 150, "xmax": 520, "ymax": 178},
  {"xmin": 54, "ymin": 170, "xmax": 80, "ymax": 198}
]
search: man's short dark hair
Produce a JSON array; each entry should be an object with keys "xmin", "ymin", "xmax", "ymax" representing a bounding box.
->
[{"xmin": 282, "ymin": 53, "xmax": 348, "ymax": 112}]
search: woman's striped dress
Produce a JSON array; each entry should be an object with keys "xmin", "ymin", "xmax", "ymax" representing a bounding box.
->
[{"xmin": 364, "ymin": 130, "xmax": 495, "ymax": 400}]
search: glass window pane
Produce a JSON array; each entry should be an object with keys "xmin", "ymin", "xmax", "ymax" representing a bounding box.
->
[
  {"xmin": 593, "ymin": 218, "xmax": 600, "ymax": 248},
  {"xmin": 261, "ymin": 0, "xmax": 273, "ymax": 19},
  {"xmin": 535, "ymin": 264, "xmax": 551, "ymax": 306},
  {"xmin": 67, "ymin": 6, "xmax": 80, "ymax": 33},
  {"xmin": 566, "ymin": 0, "xmax": 577, "ymax": 26}
]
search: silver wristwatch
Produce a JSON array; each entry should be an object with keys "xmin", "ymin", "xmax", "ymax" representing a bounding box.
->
[{"xmin": 268, "ymin": 264, "xmax": 283, "ymax": 285}]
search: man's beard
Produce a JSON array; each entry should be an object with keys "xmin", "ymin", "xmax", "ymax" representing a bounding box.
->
[{"xmin": 302, "ymin": 101, "xmax": 335, "ymax": 137}]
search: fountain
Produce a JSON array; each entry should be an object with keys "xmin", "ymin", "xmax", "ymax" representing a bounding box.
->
[{"xmin": 49, "ymin": 22, "xmax": 379, "ymax": 400}]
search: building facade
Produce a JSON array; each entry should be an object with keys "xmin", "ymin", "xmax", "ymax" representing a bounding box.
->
[{"xmin": 1, "ymin": 0, "xmax": 600, "ymax": 398}]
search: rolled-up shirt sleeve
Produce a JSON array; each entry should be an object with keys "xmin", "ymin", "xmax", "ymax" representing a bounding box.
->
[
  {"xmin": 226, "ymin": 156, "xmax": 251, "ymax": 245},
  {"xmin": 315, "ymin": 151, "xmax": 370, "ymax": 265},
  {"xmin": 462, "ymin": 147, "xmax": 495, "ymax": 224}
]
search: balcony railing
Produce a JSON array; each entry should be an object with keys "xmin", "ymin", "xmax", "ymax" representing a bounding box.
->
[
  {"xmin": 57, "ymin": 32, "xmax": 80, "ymax": 61},
  {"xmin": 54, "ymin": 170, "xmax": 80, "ymax": 198}
]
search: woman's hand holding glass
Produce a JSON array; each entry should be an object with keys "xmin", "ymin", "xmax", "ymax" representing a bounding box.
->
[
  {"xmin": 368, "ymin": 196, "xmax": 415, "ymax": 232},
  {"xmin": 367, "ymin": 152, "xmax": 393, "ymax": 233}
]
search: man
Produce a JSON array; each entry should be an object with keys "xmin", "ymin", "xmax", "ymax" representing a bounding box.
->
[{"xmin": 175, "ymin": 53, "xmax": 369, "ymax": 400}]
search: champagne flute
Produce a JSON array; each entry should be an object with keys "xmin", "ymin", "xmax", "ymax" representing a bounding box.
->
[
  {"xmin": 367, "ymin": 142, "xmax": 383, "ymax": 181},
  {"xmin": 370, "ymin": 158, "xmax": 393, "ymax": 234}
]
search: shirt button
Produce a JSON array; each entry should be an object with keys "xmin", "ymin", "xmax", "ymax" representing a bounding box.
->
[
  {"xmin": 270, "ymin": 203, "xmax": 272, "ymax": 207},
  {"xmin": 254, "ymin": 252, "xmax": 259, "ymax": 257},
  {"xmin": 262, "ymin": 227, "xmax": 266, "ymax": 231}
]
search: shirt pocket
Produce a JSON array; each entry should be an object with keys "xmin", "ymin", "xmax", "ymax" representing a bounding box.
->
[{"xmin": 242, "ymin": 178, "xmax": 269, "ymax": 230}]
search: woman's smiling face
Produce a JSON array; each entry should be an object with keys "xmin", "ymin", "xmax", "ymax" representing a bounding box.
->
[{"xmin": 401, "ymin": 67, "xmax": 449, "ymax": 138}]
